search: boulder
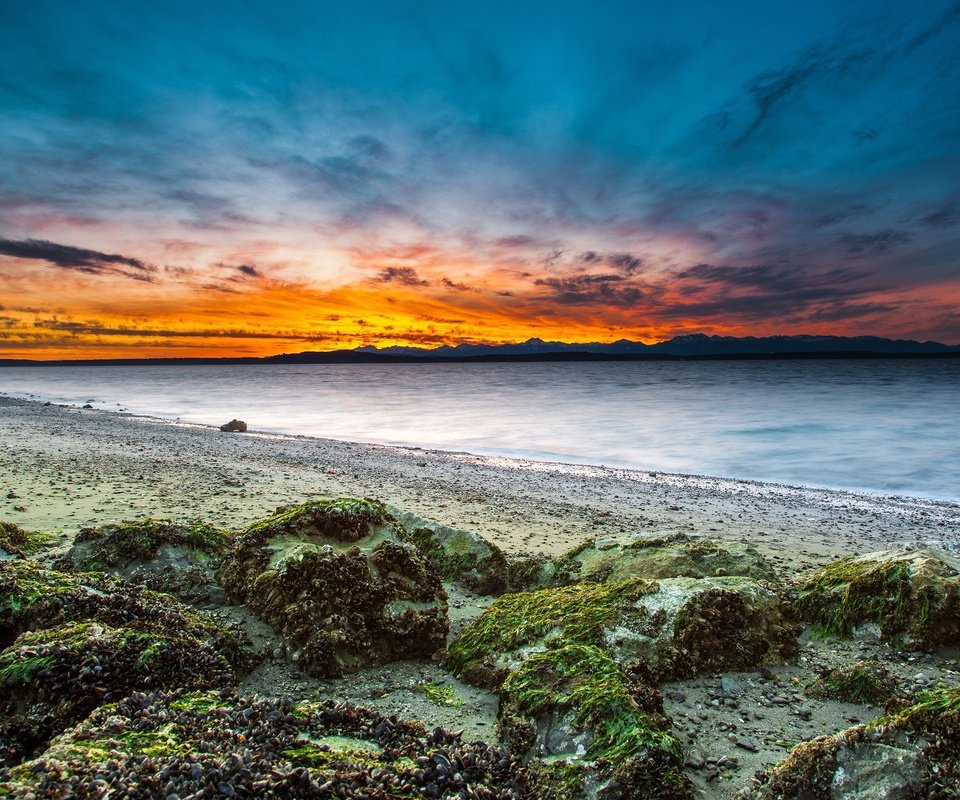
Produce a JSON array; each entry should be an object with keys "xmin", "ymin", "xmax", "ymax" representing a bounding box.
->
[
  {"xmin": 736, "ymin": 685, "xmax": 960, "ymax": 799},
  {"xmin": 0, "ymin": 621, "xmax": 235, "ymax": 764},
  {"xmin": 509, "ymin": 532, "xmax": 778, "ymax": 592},
  {"xmin": 447, "ymin": 576, "xmax": 799, "ymax": 690},
  {"xmin": 219, "ymin": 419, "xmax": 248, "ymax": 432},
  {"xmin": 0, "ymin": 559, "xmax": 252, "ymax": 670},
  {"xmin": 56, "ymin": 518, "xmax": 230, "ymax": 604},
  {"xmin": 217, "ymin": 498, "xmax": 448, "ymax": 677},
  {"xmin": 794, "ymin": 548, "xmax": 960, "ymax": 648},
  {"xmin": 0, "ymin": 521, "xmax": 52, "ymax": 559},
  {"xmin": 389, "ymin": 507, "xmax": 509, "ymax": 595},
  {"xmin": 500, "ymin": 643, "xmax": 691, "ymax": 800},
  {"xmin": 4, "ymin": 689, "xmax": 534, "ymax": 799}
]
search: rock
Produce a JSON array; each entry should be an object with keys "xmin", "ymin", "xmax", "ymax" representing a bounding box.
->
[
  {"xmin": 794, "ymin": 548, "xmax": 960, "ymax": 648},
  {"xmin": 735, "ymin": 685, "xmax": 960, "ymax": 799},
  {"xmin": 389, "ymin": 507, "xmax": 509, "ymax": 595},
  {"xmin": 0, "ymin": 522, "xmax": 52, "ymax": 559},
  {"xmin": 219, "ymin": 419, "xmax": 248, "ymax": 432},
  {"xmin": 55, "ymin": 518, "xmax": 231, "ymax": 604},
  {"xmin": 721, "ymin": 675, "xmax": 745, "ymax": 696},
  {"xmin": 804, "ymin": 660, "xmax": 903, "ymax": 706},
  {"xmin": 508, "ymin": 533, "xmax": 778, "ymax": 592},
  {"xmin": 0, "ymin": 559, "xmax": 253, "ymax": 672},
  {"xmin": 0, "ymin": 621, "xmax": 235, "ymax": 764},
  {"xmin": 4, "ymin": 690, "xmax": 533, "ymax": 799},
  {"xmin": 447, "ymin": 576, "xmax": 799, "ymax": 690},
  {"xmin": 217, "ymin": 498, "xmax": 448, "ymax": 677},
  {"xmin": 499, "ymin": 643, "xmax": 691, "ymax": 800}
]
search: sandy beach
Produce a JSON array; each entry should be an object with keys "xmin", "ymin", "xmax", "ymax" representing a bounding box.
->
[
  {"xmin": 3, "ymin": 395, "xmax": 960, "ymax": 799},
  {"xmin": 2, "ymin": 396, "xmax": 957, "ymax": 569}
]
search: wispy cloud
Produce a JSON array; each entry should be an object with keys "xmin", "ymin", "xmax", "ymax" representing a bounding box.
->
[{"xmin": 0, "ymin": 237, "xmax": 156, "ymax": 281}]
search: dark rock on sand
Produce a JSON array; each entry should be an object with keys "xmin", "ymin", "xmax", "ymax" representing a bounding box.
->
[
  {"xmin": 508, "ymin": 532, "xmax": 778, "ymax": 592},
  {"xmin": 217, "ymin": 498, "xmax": 448, "ymax": 677},
  {"xmin": 794, "ymin": 548, "xmax": 960, "ymax": 648},
  {"xmin": 56, "ymin": 518, "xmax": 231, "ymax": 604},
  {"xmin": 2, "ymin": 689, "xmax": 534, "ymax": 799},
  {"xmin": 219, "ymin": 419, "xmax": 248, "ymax": 432},
  {"xmin": 736, "ymin": 685, "xmax": 960, "ymax": 800},
  {"xmin": 0, "ymin": 621, "xmax": 235, "ymax": 765},
  {"xmin": 390, "ymin": 507, "xmax": 509, "ymax": 595}
]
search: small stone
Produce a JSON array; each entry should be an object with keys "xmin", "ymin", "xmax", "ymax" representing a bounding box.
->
[
  {"xmin": 721, "ymin": 675, "xmax": 744, "ymax": 695},
  {"xmin": 219, "ymin": 419, "xmax": 248, "ymax": 432}
]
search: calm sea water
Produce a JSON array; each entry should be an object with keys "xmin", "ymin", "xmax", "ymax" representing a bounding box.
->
[{"xmin": 2, "ymin": 360, "xmax": 958, "ymax": 500}]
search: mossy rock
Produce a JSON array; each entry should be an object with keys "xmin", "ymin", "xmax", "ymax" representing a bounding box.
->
[
  {"xmin": 0, "ymin": 621, "xmax": 235, "ymax": 765},
  {"xmin": 217, "ymin": 498, "xmax": 448, "ymax": 677},
  {"xmin": 0, "ymin": 559, "xmax": 253, "ymax": 672},
  {"xmin": 0, "ymin": 522, "xmax": 53, "ymax": 559},
  {"xmin": 447, "ymin": 576, "xmax": 799, "ymax": 689},
  {"xmin": 794, "ymin": 548, "xmax": 960, "ymax": 648},
  {"xmin": 736, "ymin": 685, "xmax": 960, "ymax": 799},
  {"xmin": 3, "ymin": 689, "xmax": 534, "ymax": 799},
  {"xmin": 509, "ymin": 533, "xmax": 778, "ymax": 592},
  {"xmin": 57, "ymin": 518, "xmax": 231, "ymax": 604},
  {"xmin": 805, "ymin": 660, "xmax": 903, "ymax": 706},
  {"xmin": 500, "ymin": 643, "xmax": 692, "ymax": 800},
  {"xmin": 390, "ymin": 507, "xmax": 509, "ymax": 595}
]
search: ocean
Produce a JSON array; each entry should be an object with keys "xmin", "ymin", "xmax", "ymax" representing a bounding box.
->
[{"xmin": 1, "ymin": 359, "xmax": 958, "ymax": 500}]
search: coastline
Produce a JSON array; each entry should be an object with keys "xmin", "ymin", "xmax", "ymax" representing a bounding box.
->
[{"xmin": 2, "ymin": 395, "xmax": 957, "ymax": 569}]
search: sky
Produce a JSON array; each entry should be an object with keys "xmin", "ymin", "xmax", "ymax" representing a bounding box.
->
[{"xmin": 0, "ymin": 0, "xmax": 959, "ymax": 358}]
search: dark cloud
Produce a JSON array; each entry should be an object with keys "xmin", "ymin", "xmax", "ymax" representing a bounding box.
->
[
  {"xmin": 811, "ymin": 204, "xmax": 873, "ymax": 228},
  {"xmin": 234, "ymin": 264, "xmax": 261, "ymax": 277},
  {"xmin": 607, "ymin": 252, "xmax": 643, "ymax": 274},
  {"xmin": 902, "ymin": 1, "xmax": 960, "ymax": 55},
  {"xmin": 534, "ymin": 273, "xmax": 646, "ymax": 307},
  {"xmin": 677, "ymin": 263, "xmax": 867, "ymax": 294},
  {"xmin": 375, "ymin": 266, "xmax": 429, "ymax": 286},
  {"xmin": 440, "ymin": 277, "xmax": 473, "ymax": 291},
  {"xmin": 732, "ymin": 41, "xmax": 875, "ymax": 149},
  {"xmin": 919, "ymin": 203, "xmax": 960, "ymax": 229},
  {"xmin": 580, "ymin": 251, "xmax": 602, "ymax": 262},
  {"xmin": 0, "ymin": 237, "xmax": 155, "ymax": 281},
  {"xmin": 837, "ymin": 229, "xmax": 912, "ymax": 255}
]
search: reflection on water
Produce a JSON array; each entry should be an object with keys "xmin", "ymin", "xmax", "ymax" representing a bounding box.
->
[{"xmin": 1, "ymin": 359, "xmax": 958, "ymax": 500}]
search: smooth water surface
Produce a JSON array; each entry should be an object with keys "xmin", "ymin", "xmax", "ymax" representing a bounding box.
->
[{"xmin": 2, "ymin": 360, "xmax": 958, "ymax": 500}]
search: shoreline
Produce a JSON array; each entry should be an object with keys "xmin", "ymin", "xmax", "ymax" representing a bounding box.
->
[{"xmin": 2, "ymin": 395, "xmax": 957, "ymax": 569}]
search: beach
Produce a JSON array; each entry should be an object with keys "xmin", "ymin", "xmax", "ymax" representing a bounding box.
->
[
  {"xmin": 3, "ymin": 395, "xmax": 960, "ymax": 799},
  {"xmin": 2, "ymin": 396, "xmax": 957, "ymax": 569}
]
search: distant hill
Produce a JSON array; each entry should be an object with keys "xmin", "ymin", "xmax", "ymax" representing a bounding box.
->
[{"xmin": 2, "ymin": 334, "xmax": 958, "ymax": 366}]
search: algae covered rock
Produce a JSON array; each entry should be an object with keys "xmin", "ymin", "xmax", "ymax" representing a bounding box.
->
[
  {"xmin": 736, "ymin": 685, "xmax": 960, "ymax": 800},
  {"xmin": 217, "ymin": 498, "xmax": 448, "ymax": 677},
  {"xmin": 57, "ymin": 518, "xmax": 231, "ymax": 604},
  {"xmin": 390, "ymin": 507, "xmax": 509, "ymax": 595},
  {"xmin": 805, "ymin": 660, "xmax": 903, "ymax": 706},
  {"xmin": 448, "ymin": 576, "xmax": 798, "ymax": 689},
  {"xmin": 794, "ymin": 548, "xmax": 960, "ymax": 648},
  {"xmin": 0, "ymin": 522, "xmax": 52, "ymax": 559},
  {"xmin": 500, "ymin": 643, "xmax": 691, "ymax": 800},
  {"xmin": 0, "ymin": 621, "xmax": 235, "ymax": 765},
  {"xmin": 509, "ymin": 533, "xmax": 778, "ymax": 591},
  {"xmin": 0, "ymin": 559, "xmax": 252, "ymax": 671},
  {"xmin": 3, "ymin": 689, "xmax": 534, "ymax": 799}
]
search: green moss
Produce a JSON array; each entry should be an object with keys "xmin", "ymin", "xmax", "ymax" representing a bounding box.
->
[
  {"xmin": 804, "ymin": 660, "xmax": 900, "ymax": 705},
  {"xmin": 243, "ymin": 497, "xmax": 390, "ymax": 539},
  {"xmin": 74, "ymin": 518, "xmax": 230, "ymax": 565},
  {"xmin": 446, "ymin": 578, "xmax": 658, "ymax": 683},
  {"xmin": 0, "ymin": 522, "xmax": 53, "ymax": 556},
  {"xmin": 794, "ymin": 551, "xmax": 959, "ymax": 647},
  {"xmin": 416, "ymin": 682, "xmax": 464, "ymax": 707},
  {"xmin": 168, "ymin": 693, "xmax": 227, "ymax": 714},
  {"xmin": 528, "ymin": 758, "xmax": 588, "ymax": 797}
]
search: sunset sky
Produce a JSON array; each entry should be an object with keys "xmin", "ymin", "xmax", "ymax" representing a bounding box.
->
[{"xmin": 1, "ymin": 0, "xmax": 959, "ymax": 358}]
